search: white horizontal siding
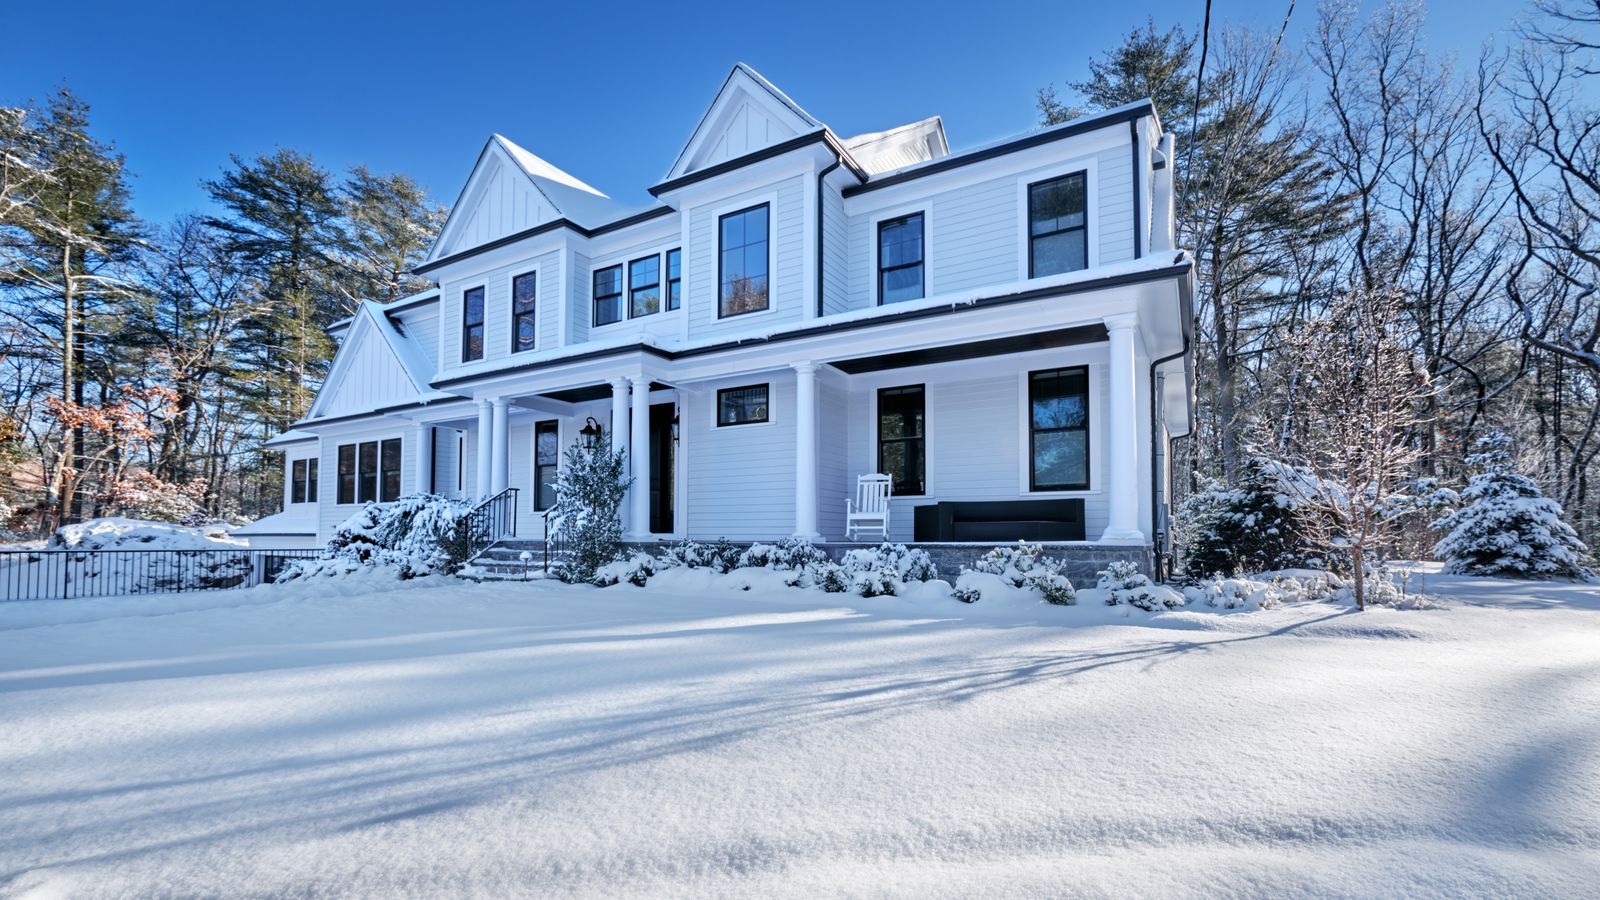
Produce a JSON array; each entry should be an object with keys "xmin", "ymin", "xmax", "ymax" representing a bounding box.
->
[
  {"xmin": 1095, "ymin": 144, "xmax": 1135, "ymax": 265},
  {"xmin": 686, "ymin": 375, "xmax": 796, "ymax": 540},
  {"xmin": 821, "ymin": 180, "xmax": 849, "ymax": 316}
]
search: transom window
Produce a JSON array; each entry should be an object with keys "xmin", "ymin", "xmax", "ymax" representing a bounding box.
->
[
  {"xmin": 534, "ymin": 421, "xmax": 559, "ymax": 511},
  {"xmin": 290, "ymin": 458, "xmax": 318, "ymax": 504},
  {"xmin": 1028, "ymin": 172, "xmax": 1088, "ymax": 278},
  {"xmin": 337, "ymin": 439, "xmax": 403, "ymax": 504},
  {"xmin": 461, "ymin": 286, "xmax": 485, "ymax": 361},
  {"xmin": 666, "ymin": 248, "xmax": 682, "ymax": 311},
  {"xmin": 1028, "ymin": 367, "xmax": 1089, "ymax": 491},
  {"xmin": 878, "ymin": 213, "xmax": 925, "ymax": 304},
  {"xmin": 629, "ymin": 255, "xmax": 661, "ymax": 318},
  {"xmin": 512, "ymin": 272, "xmax": 537, "ymax": 352},
  {"xmin": 877, "ymin": 385, "xmax": 925, "ymax": 495},
  {"xmin": 717, "ymin": 384, "xmax": 769, "ymax": 426},
  {"xmin": 718, "ymin": 204, "xmax": 769, "ymax": 317},
  {"xmin": 593, "ymin": 265, "xmax": 623, "ymax": 326}
]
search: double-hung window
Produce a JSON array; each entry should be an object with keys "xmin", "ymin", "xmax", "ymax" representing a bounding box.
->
[
  {"xmin": 462, "ymin": 286, "xmax": 485, "ymax": 361},
  {"xmin": 877, "ymin": 385, "xmax": 925, "ymax": 495},
  {"xmin": 718, "ymin": 204, "xmax": 769, "ymax": 317},
  {"xmin": 357, "ymin": 441, "xmax": 379, "ymax": 502},
  {"xmin": 534, "ymin": 421, "xmax": 559, "ymax": 511},
  {"xmin": 593, "ymin": 265, "xmax": 623, "ymax": 326},
  {"xmin": 339, "ymin": 439, "xmax": 403, "ymax": 503},
  {"xmin": 878, "ymin": 213, "xmax": 925, "ymax": 304},
  {"xmin": 511, "ymin": 272, "xmax": 537, "ymax": 352},
  {"xmin": 337, "ymin": 445, "xmax": 356, "ymax": 504},
  {"xmin": 291, "ymin": 458, "xmax": 318, "ymax": 503},
  {"xmin": 716, "ymin": 384, "xmax": 769, "ymax": 426},
  {"xmin": 666, "ymin": 248, "xmax": 682, "ymax": 311},
  {"xmin": 1028, "ymin": 367, "xmax": 1089, "ymax": 491},
  {"xmin": 1027, "ymin": 172, "xmax": 1088, "ymax": 278},
  {"xmin": 629, "ymin": 255, "xmax": 661, "ymax": 318},
  {"xmin": 380, "ymin": 438, "xmax": 402, "ymax": 502}
]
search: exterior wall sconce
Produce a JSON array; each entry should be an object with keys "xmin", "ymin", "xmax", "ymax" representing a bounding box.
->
[{"xmin": 579, "ymin": 416, "xmax": 603, "ymax": 448}]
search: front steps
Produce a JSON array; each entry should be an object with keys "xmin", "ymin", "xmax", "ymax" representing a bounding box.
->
[{"xmin": 459, "ymin": 540, "xmax": 561, "ymax": 582}]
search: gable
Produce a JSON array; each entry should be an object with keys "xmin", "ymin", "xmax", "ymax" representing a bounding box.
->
[
  {"xmin": 433, "ymin": 150, "xmax": 560, "ymax": 259},
  {"xmin": 666, "ymin": 64, "xmax": 822, "ymax": 181},
  {"xmin": 309, "ymin": 308, "xmax": 428, "ymax": 419}
]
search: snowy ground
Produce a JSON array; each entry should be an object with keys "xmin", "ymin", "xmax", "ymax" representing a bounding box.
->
[{"xmin": 1, "ymin": 566, "xmax": 1597, "ymax": 898}]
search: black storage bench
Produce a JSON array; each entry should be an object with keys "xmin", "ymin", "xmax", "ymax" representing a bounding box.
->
[{"xmin": 913, "ymin": 499, "xmax": 1086, "ymax": 542}]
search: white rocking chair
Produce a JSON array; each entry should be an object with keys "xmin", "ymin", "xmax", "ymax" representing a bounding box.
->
[{"xmin": 845, "ymin": 473, "xmax": 893, "ymax": 541}]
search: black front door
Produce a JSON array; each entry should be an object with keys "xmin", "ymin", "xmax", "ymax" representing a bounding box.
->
[{"xmin": 649, "ymin": 403, "xmax": 676, "ymax": 533}]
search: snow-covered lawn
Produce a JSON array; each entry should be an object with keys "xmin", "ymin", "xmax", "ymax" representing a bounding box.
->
[{"xmin": 1, "ymin": 567, "xmax": 1597, "ymax": 898}]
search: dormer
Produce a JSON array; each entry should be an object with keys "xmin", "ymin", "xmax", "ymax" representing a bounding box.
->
[{"xmin": 661, "ymin": 62, "xmax": 825, "ymax": 183}]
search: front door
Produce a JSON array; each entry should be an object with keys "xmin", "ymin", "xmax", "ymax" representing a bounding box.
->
[{"xmin": 648, "ymin": 402, "xmax": 676, "ymax": 533}]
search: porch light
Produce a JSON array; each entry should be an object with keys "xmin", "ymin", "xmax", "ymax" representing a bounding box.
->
[{"xmin": 580, "ymin": 416, "xmax": 603, "ymax": 448}]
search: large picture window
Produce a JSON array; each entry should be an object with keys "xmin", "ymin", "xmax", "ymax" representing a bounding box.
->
[
  {"xmin": 878, "ymin": 213, "xmax": 925, "ymax": 304},
  {"xmin": 1028, "ymin": 172, "xmax": 1087, "ymax": 278},
  {"xmin": 629, "ymin": 255, "xmax": 661, "ymax": 318},
  {"xmin": 716, "ymin": 384, "xmax": 769, "ymax": 426},
  {"xmin": 718, "ymin": 204, "xmax": 769, "ymax": 317},
  {"xmin": 877, "ymin": 385, "xmax": 925, "ymax": 495},
  {"xmin": 340, "ymin": 439, "xmax": 403, "ymax": 503},
  {"xmin": 462, "ymin": 286, "xmax": 485, "ymax": 361},
  {"xmin": 512, "ymin": 272, "xmax": 537, "ymax": 353},
  {"xmin": 666, "ymin": 248, "xmax": 682, "ymax": 311},
  {"xmin": 337, "ymin": 444, "xmax": 356, "ymax": 504},
  {"xmin": 593, "ymin": 265, "xmax": 623, "ymax": 326},
  {"xmin": 534, "ymin": 421, "xmax": 559, "ymax": 512},
  {"xmin": 1028, "ymin": 367, "xmax": 1089, "ymax": 491},
  {"xmin": 291, "ymin": 458, "xmax": 318, "ymax": 504}
]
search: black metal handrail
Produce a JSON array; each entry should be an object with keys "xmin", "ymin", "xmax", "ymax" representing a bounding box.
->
[
  {"xmin": 542, "ymin": 509, "xmax": 566, "ymax": 572},
  {"xmin": 0, "ymin": 548, "xmax": 323, "ymax": 602},
  {"xmin": 458, "ymin": 488, "xmax": 519, "ymax": 566}
]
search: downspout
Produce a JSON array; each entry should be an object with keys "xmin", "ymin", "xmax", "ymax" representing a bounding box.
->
[
  {"xmin": 1129, "ymin": 120, "xmax": 1143, "ymax": 260},
  {"xmin": 1149, "ymin": 334, "xmax": 1188, "ymax": 581},
  {"xmin": 815, "ymin": 158, "xmax": 842, "ymax": 318}
]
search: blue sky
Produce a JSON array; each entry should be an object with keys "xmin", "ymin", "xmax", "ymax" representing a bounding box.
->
[{"xmin": 2, "ymin": 0, "xmax": 1529, "ymax": 224}]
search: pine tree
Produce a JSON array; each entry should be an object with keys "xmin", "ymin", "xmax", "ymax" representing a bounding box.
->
[
  {"xmin": 548, "ymin": 433, "xmax": 631, "ymax": 583},
  {"xmin": 339, "ymin": 165, "xmax": 445, "ymax": 306},
  {"xmin": 1434, "ymin": 432, "xmax": 1595, "ymax": 581},
  {"xmin": 1037, "ymin": 19, "xmax": 1199, "ymax": 126},
  {"xmin": 1180, "ymin": 456, "xmax": 1307, "ymax": 578}
]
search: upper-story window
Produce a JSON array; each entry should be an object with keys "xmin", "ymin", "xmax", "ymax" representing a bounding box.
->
[
  {"xmin": 593, "ymin": 265, "xmax": 623, "ymax": 326},
  {"xmin": 666, "ymin": 248, "xmax": 682, "ymax": 311},
  {"xmin": 461, "ymin": 286, "xmax": 485, "ymax": 361},
  {"xmin": 878, "ymin": 213, "xmax": 925, "ymax": 304},
  {"xmin": 718, "ymin": 203, "xmax": 769, "ymax": 317},
  {"xmin": 1028, "ymin": 172, "xmax": 1087, "ymax": 278},
  {"xmin": 511, "ymin": 272, "xmax": 537, "ymax": 352},
  {"xmin": 629, "ymin": 255, "xmax": 661, "ymax": 318}
]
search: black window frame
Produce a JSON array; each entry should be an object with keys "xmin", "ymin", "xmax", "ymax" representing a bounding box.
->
[
  {"xmin": 357, "ymin": 440, "xmax": 379, "ymax": 503},
  {"xmin": 461, "ymin": 285, "xmax": 485, "ymax": 362},
  {"xmin": 337, "ymin": 444, "xmax": 356, "ymax": 504},
  {"xmin": 534, "ymin": 420, "xmax": 560, "ymax": 512},
  {"xmin": 629, "ymin": 254, "xmax": 662, "ymax": 319},
  {"xmin": 1028, "ymin": 366, "xmax": 1090, "ymax": 492},
  {"xmin": 666, "ymin": 248, "xmax": 682, "ymax": 311},
  {"xmin": 876, "ymin": 384, "xmax": 926, "ymax": 496},
  {"xmin": 511, "ymin": 271, "xmax": 537, "ymax": 353},
  {"xmin": 877, "ymin": 212, "xmax": 926, "ymax": 305},
  {"xmin": 717, "ymin": 203, "xmax": 770, "ymax": 318},
  {"xmin": 592, "ymin": 264, "xmax": 623, "ymax": 327},
  {"xmin": 306, "ymin": 458, "xmax": 318, "ymax": 503},
  {"xmin": 380, "ymin": 437, "xmax": 402, "ymax": 503},
  {"xmin": 716, "ymin": 383, "xmax": 770, "ymax": 427},
  {"xmin": 1027, "ymin": 171, "xmax": 1089, "ymax": 279},
  {"xmin": 291, "ymin": 458, "xmax": 308, "ymax": 504}
]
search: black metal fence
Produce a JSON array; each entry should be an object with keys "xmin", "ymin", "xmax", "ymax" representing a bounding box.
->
[{"xmin": 0, "ymin": 548, "xmax": 323, "ymax": 602}]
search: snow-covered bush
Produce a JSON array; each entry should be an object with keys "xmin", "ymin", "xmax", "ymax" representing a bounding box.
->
[
  {"xmin": 100, "ymin": 470, "xmax": 209, "ymax": 523},
  {"xmin": 593, "ymin": 552, "xmax": 657, "ymax": 587},
  {"xmin": 952, "ymin": 542, "xmax": 1075, "ymax": 605},
  {"xmin": 1182, "ymin": 575, "xmax": 1283, "ymax": 610},
  {"xmin": 738, "ymin": 537, "xmax": 830, "ymax": 572},
  {"xmin": 1097, "ymin": 559, "xmax": 1184, "ymax": 611},
  {"xmin": 548, "ymin": 433, "xmax": 631, "ymax": 584},
  {"xmin": 282, "ymin": 494, "xmax": 474, "ymax": 581},
  {"xmin": 1432, "ymin": 432, "xmax": 1595, "ymax": 581},
  {"xmin": 824, "ymin": 543, "xmax": 938, "ymax": 597},
  {"xmin": 1179, "ymin": 457, "xmax": 1310, "ymax": 578},
  {"xmin": 657, "ymin": 538, "xmax": 744, "ymax": 574}
]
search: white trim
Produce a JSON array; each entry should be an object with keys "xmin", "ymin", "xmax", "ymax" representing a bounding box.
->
[
  {"xmin": 1015, "ymin": 363, "xmax": 1102, "ymax": 498},
  {"xmin": 867, "ymin": 381, "xmax": 932, "ymax": 498},
  {"xmin": 867, "ymin": 202, "xmax": 933, "ymax": 306},
  {"xmin": 711, "ymin": 380, "xmax": 776, "ymax": 430},
  {"xmin": 1015, "ymin": 155, "xmax": 1100, "ymax": 282},
  {"xmin": 708, "ymin": 191, "xmax": 781, "ymax": 322}
]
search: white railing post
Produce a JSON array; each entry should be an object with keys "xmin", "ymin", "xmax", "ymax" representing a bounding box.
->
[
  {"xmin": 1101, "ymin": 313, "xmax": 1146, "ymax": 543},
  {"xmin": 793, "ymin": 361, "xmax": 820, "ymax": 540}
]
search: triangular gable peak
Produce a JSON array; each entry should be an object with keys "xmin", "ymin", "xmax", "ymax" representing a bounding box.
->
[
  {"xmin": 307, "ymin": 302, "xmax": 432, "ymax": 420},
  {"xmin": 665, "ymin": 63, "xmax": 823, "ymax": 181},
  {"xmin": 426, "ymin": 137, "xmax": 625, "ymax": 262}
]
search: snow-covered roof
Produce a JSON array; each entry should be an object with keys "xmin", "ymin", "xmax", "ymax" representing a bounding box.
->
[
  {"xmin": 491, "ymin": 134, "xmax": 638, "ymax": 227},
  {"xmin": 842, "ymin": 116, "xmax": 949, "ymax": 175},
  {"xmin": 263, "ymin": 430, "xmax": 317, "ymax": 449},
  {"xmin": 233, "ymin": 508, "xmax": 317, "ymax": 537}
]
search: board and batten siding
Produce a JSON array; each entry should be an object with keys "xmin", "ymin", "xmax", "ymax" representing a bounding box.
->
[
  {"xmin": 685, "ymin": 374, "xmax": 796, "ymax": 541},
  {"xmin": 685, "ymin": 175, "xmax": 806, "ymax": 339},
  {"xmin": 442, "ymin": 156, "xmax": 557, "ymax": 257},
  {"xmin": 316, "ymin": 329, "xmax": 421, "ymax": 418}
]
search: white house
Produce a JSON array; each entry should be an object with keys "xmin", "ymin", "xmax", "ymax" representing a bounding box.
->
[{"xmin": 244, "ymin": 64, "xmax": 1194, "ymax": 572}]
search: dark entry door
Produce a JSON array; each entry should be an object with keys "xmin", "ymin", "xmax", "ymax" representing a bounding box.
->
[{"xmin": 649, "ymin": 403, "xmax": 676, "ymax": 533}]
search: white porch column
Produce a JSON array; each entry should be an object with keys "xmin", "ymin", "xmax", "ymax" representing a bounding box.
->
[
  {"xmin": 793, "ymin": 361, "xmax": 820, "ymax": 539},
  {"xmin": 413, "ymin": 424, "xmax": 433, "ymax": 495},
  {"xmin": 1102, "ymin": 313, "xmax": 1145, "ymax": 543},
  {"xmin": 491, "ymin": 397, "xmax": 510, "ymax": 496},
  {"xmin": 475, "ymin": 399, "xmax": 494, "ymax": 500},
  {"xmin": 628, "ymin": 375, "xmax": 651, "ymax": 539},
  {"xmin": 610, "ymin": 377, "xmax": 631, "ymax": 533}
]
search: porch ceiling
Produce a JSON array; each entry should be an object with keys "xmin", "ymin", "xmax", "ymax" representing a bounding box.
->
[
  {"xmin": 540, "ymin": 381, "xmax": 674, "ymax": 404},
  {"xmin": 825, "ymin": 324, "xmax": 1108, "ymax": 374}
]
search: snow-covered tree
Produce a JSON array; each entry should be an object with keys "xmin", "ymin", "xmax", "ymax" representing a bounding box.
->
[
  {"xmin": 1179, "ymin": 456, "xmax": 1308, "ymax": 578},
  {"xmin": 548, "ymin": 432, "xmax": 630, "ymax": 583},
  {"xmin": 1433, "ymin": 432, "xmax": 1594, "ymax": 580}
]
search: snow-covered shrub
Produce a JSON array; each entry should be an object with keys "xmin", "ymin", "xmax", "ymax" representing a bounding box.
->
[
  {"xmin": 593, "ymin": 552, "xmax": 657, "ymax": 587},
  {"xmin": 657, "ymin": 538, "xmax": 743, "ymax": 573},
  {"xmin": 283, "ymin": 494, "xmax": 474, "ymax": 581},
  {"xmin": 738, "ymin": 537, "xmax": 830, "ymax": 572},
  {"xmin": 1433, "ymin": 432, "xmax": 1594, "ymax": 581},
  {"xmin": 1182, "ymin": 575, "xmax": 1283, "ymax": 610},
  {"xmin": 1179, "ymin": 457, "xmax": 1310, "ymax": 579},
  {"xmin": 830, "ymin": 543, "xmax": 938, "ymax": 597},
  {"xmin": 953, "ymin": 541, "xmax": 1075, "ymax": 605},
  {"xmin": 1097, "ymin": 559, "xmax": 1184, "ymax": 611},
  {"xmin": 548, "ymin": 433, "xmax": 631, "ymax": 584}
]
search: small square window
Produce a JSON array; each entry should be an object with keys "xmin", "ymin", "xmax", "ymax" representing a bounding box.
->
[{"xmin": 716, "ymin": 384, "xmax": 769, "ymax": 426}]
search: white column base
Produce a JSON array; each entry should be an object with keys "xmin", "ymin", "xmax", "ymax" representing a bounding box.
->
[{"xmin": 1098, "ymin": 527, "xmax": 1148, "ymax": 545}]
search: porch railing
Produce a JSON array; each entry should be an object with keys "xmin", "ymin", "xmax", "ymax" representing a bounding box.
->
[
  {"xmin": 458, "ymin": 487, "xmax": 519, "ymax": 565},
  {"xmin": 0, "ymin": 548, "xmax": 323, "ymax": 603}
]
